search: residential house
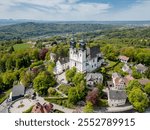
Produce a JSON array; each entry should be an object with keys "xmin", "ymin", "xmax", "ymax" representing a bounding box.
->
[
  {"xmin": 118, "ymin": 55, "xmax": 129, "ymax": 63},
  {"xmin": 124, "ymin": 75, "xmax": 134, "ymax": 85},
  {"xmin": 54, "ymin": 57, "xmax": 69, "ymax": 74},
  {"xmin": 122, "ymin": 64, "xmax": 132, "ymax": 74},
  {"xmin": 138, "ymin": 78, "xmax": 150, "ymax": 86},
  {"xmin": 107, "ymin": 81, "xmax": 114, "ymax": 88},
  {"xmin": 112, "ymin": 73, "xmax": 125, "ymax": 90},
  {"xmin": 86, "ymin": 73, "xmax": 103, "ymax": 87},
  {"xmin": 108, "ymin": 89, "xmax": 127, "ymax": 107},
  {"xmin": 9, "ymin": 84, "xmax": 25, "ymax": 101},
  {"xmin": 107, "ymin": 73, "xmax": 128, "ymax": 107},
  {"xmin": 135, "ymin": 63, "xmax": 148, "ymax": 73}
]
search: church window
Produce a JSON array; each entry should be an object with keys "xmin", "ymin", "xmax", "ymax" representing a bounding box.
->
[{"xmin": 75, "ymin": 62, "xmax": 76, "ymax": 66}]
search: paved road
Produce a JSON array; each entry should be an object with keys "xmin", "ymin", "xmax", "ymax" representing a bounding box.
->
[
  {"xmin": 94, "ymin": 105, "xmax": 133, "ymax": 113},
  {"xmin": 0, "ymin": 99, "xmax": 10, "ymax": 113},
  {"xmin": 8, "ymin": 93, "xmax": 74, "ymax": 113}
]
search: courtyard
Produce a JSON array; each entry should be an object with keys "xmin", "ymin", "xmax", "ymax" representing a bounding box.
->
[{"xmin": 9, "ymin": 98, "xmax": 36, "ymax": 113}]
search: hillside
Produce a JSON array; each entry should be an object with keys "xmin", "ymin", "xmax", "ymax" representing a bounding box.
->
[{"xmin": 0, "ymin": 22, "xmax": 115, "ymax": 40}]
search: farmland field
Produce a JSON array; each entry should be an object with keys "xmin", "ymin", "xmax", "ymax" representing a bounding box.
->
[{"xmin": 13, "ymin": 43, "xmax": 32, "ymax": 51}]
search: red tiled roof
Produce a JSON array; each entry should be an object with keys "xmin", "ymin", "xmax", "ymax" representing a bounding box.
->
[
  {"xmin": 114, "ymin": 77, "xmax": 125, "ymax": 85},
  {"xmin": 124, "ymin": 75, "xmax": 134, "ymax": 85},
  {"xmin": 119, "ymin": 55, "xmax": 129, "ymax": 61},
  {"xmin": 32, "ymin": 102, "xmax": 53, "ymax": 113}
]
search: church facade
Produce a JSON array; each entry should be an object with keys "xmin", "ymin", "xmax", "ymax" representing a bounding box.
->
[{"xmin": 69, "ymin": 38, "xmax": 104, "ymax": 73}]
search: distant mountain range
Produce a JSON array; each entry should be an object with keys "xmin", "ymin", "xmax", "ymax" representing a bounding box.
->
[
  {"xmin": 0, "ymin": 20, "xmax": 150, "ymax": 41},
  {"xmin": 0, "ymin": 19, "xmax": 150, "ymax": 26},
  {"xmin": 0, "ymin": 22, "xmax": 116, "ymax": 40}
]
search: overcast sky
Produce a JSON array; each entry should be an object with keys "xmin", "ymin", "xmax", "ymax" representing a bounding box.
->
[{"xmin": 0, "ymin": 0, "xmax": 150, "ymax": 21}]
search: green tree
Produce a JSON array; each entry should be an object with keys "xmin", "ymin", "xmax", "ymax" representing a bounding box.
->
[
  {"xmin": 0, "ymin": 75, "xmax": 4, "ymax": 91},
  {"xmin": 47, "ymin": 62, "xmax": 55, "ymax": 73},
  {"xmin": 72, "ymin": 72, "xmax": 85, "ymax": 85},
  {"xmin": 15, "ymin": 59, "xmax": 23, "ymax": 69},
  {"xmin": 83, "ymin": 101, "xmax": 94, "ymax": 113},
  {"xmin": 76, "ymin": 80, "xmax": 86, "ymax": 100},
  {"xmin": 128, "ymin": 88, "xmax": 149, "ymax": 112},
  {"xmin": 48, "ymin": 87, "xmax": 56, "ymax": 96},
  {"xmin": 68, "ymin": 87, "xmax": 79, "ymax": 105},
  {"xmin": 30, "ymin": 48, "xmax": 39, "ymax": 60},
  {"xmin": 65, "ymin": 67, "xmax": 76, "ymax": 82},
  {"xmin": 144, "ymin": 82, "xmax": 150, "ymax": 95},
  {"xmin": 33, "ymin": 71, "xmax": 56, "ymax": 96},
  {"xmin": 20, "ymin": 71, "xmax": 35, "ymax": 88},
  {"xmin": 5, "ymin": 57, "xmax": 15, "ymax": 70},
  {"xmin": 96, "ymin": 83, "xmax": 104, "ymax": 95},
  {"xmin": 8, "ymin": 46, "xmax": 15, "ymax": 53},
  {"xmin": 0, "ymin": 59, "xmax": 6, "ymax": 72},
  {"xmin": 126, "ymin": 80, "xmax": 142, "ymax": 94},
  {"xmin": 145, "ymin": 67, "xmax": 150, "ymax": 79},
  {"xmin": 2, "ymin": 71, "xmax": 16, "ymax": 89},
  {"xmin": 132, "ymin": 69, "xmax": 142, "ymax": 79},
  {"xmin": 121, "ymin": 47, "xmax": 135, "ymax": 61},
  {"xmin": 107, "ymin": 53, "xmax": 117, "ymax": 61}
]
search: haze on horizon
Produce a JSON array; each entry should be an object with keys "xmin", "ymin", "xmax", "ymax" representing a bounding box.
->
[{"xmin": 0, "ymin": 0, "xmax": 150, "ymax": 21}]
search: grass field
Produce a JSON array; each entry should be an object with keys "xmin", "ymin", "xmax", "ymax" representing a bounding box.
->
[{"xmin": 13, "ymin": 43, "xmax": 32, "ymax": 51}]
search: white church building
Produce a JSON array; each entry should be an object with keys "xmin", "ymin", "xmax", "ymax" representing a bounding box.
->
[
  {"xmin": 69, "ymin": 38, "xmax": 104, "ymax": 73},
  {"xmin": 54, "ymin": 38, "xmax": 104, "ymax": 74}
]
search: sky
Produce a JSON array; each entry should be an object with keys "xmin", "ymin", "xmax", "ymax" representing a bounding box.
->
[{"xmin": 0, "ymin": 0, "xmax": 150, "ymax": 21}]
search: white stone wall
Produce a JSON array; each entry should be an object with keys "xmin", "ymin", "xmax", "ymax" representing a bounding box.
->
[
  {"xmin": 55, "ymin": 61, "xmax": 69, "ymax": 74},
  {"xmin": 55, "ymin": 61, "xmax": 63, "ymax": 74},
  {"xmin": 108, "ymin": 99, "xmax": 126, "ymax": 107},
  {"xmin": 69, "ymin": 48, "xmax": 86, "ymax": 72},
  {"xmin": 69, "ymin": 48, "xmax": 103, "ymax": 73},
  {"xmin": 114, "ymin": 81, "xmax": 125, "ymax": 90}
]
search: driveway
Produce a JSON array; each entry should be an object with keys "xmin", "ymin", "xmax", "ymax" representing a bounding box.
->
[{"xmin": 9, "ymin": 98, "xmax": 36, "ymax": 113}]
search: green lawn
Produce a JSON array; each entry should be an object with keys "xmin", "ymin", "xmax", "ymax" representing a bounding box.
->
[
  {"xmin": 58, "ymin": 85, "xmax": 70, "ymax": 95},
  {"xmin": 0, "ymin": 89, "xmax": 11, "ymax": 104},
  {"xmin": 23, "ymin": 105, "xmax": 34, "ymax": 113},
  {"xmin": 106, "ymin": 60, "xmax": 118, "ymax": 68},
  {"xmin": 13, "ymin": 44, "xmax": 32, "ymax": 51}
]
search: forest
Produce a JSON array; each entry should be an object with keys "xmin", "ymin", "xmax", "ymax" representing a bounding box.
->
[{"xmin": 0, "ymin": 22, "xmax": 150, "ymax": 41}]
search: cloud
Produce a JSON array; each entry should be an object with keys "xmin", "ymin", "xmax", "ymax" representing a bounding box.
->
[
  {"xmin": 0, "ymin": 0, "xmax": 111, "ymax": 20},
  {"xmin": 109, "ymin": 0, "xmax": 150, "ymax": 20},
  {"xmin": 0, "ymin": 0, "xmax": 149, "ymax": 20}
]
